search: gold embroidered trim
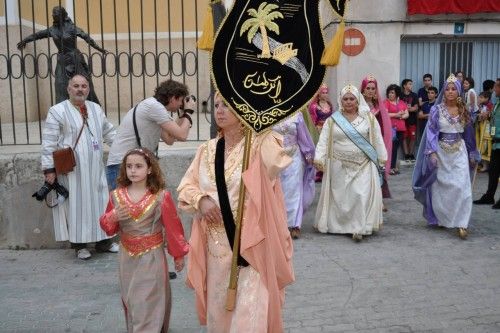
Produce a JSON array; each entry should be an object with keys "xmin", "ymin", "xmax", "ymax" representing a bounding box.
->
[
  {"xmin": 206, "ymin": 222, "xmax": 231, "ymax": 259},
  {"xmin": 120, "ymin": 232, "xmax": 164, "ymax": 257},
  {"xmin": 439, "ymin": 140, "xmax": 462, "ymax": 153},
  {"xmin": 113, "ymin": 188, "xmax": 158, "ymax": 222},
  {"xmin": 204, "ymin": 139, "xmax": 243, "ymax": 187},
  {"xmin": 122, "ymin": 243, "xmax": 163, "ymax": 257},
  {"xmin": 332, "ymin": 150, "xmax": 367, "ymax": 165}
]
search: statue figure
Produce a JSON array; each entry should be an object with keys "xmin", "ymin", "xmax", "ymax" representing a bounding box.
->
[{"xmin": 17, "ymin": 6, "xmax": 107, "ymax": 104}]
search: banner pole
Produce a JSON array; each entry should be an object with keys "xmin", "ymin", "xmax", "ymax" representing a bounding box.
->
[{"xmin": 225, "ymin": 128, "xmax": 252, "ymax": 311}]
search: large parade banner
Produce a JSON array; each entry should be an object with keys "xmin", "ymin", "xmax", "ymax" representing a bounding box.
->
[
  {"xmin": 408, "ymin": 0, "xmax": 500, "ymax": 15},
  {"xmin": 211, "ymin": 1, "xmax": 327, "ymax": 132}
]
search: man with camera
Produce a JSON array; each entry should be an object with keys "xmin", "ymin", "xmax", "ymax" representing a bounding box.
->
[
  {"xmin": 41, "ymin": 74, "xmax": 117, "ymax": 260},
  {"xmin": 106, "ymin": 79, "xmax": 195, "ymax": 190}
]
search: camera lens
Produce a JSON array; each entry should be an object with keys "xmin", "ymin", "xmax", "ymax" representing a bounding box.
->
[
  {"xmin": 54, "ymin": 182, "xmax": 69, "ymax": 199},
  {"xmin": 32, "ymin": 182, "xmax": 54, "ymax": 201}
]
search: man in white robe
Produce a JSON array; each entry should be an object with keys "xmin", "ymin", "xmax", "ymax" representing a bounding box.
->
[{"xmin": 41, "ymin": 74, "xmax": 117, "ymax": 260}]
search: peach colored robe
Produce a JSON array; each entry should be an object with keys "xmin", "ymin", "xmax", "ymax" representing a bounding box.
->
[{"xmin": 178, "ymin": 131, "xmax": 294, "ymax": 333}]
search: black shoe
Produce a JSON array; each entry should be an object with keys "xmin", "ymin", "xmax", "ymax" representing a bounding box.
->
[
  {"xmin": 473, "ymin": 194, "xmax": 495, "ymax": 205},
  {"xmin": 169, "ymin": 271, "xmax": 177, "ymax": 280},
  {"xmin": 493, "ymin": 201, "xmax": 500, "ymax": 209}
]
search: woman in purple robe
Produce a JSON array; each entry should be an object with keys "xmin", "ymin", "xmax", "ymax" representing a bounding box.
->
[
  {"xmin": 412, "ymin": 74, "xmax": 480, "ymax": 239},
  {"xmin": 273, "ymin": 113, "xmax": 316, "ymax": 239}
]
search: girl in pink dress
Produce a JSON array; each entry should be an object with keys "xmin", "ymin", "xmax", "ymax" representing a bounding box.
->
[{"xmin": 100, "ymin": 148, "xmax": 189, "ymax": 333}]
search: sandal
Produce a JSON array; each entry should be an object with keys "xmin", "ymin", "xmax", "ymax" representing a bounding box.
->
[{"xmin": 389, "ymin": 169, "xmax": 397, "ymax": 175}]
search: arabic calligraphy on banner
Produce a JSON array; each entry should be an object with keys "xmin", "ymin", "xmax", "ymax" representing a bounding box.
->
[{"xmin": 243, "ymin": 72, "xmax": 282, "ymax": 103}]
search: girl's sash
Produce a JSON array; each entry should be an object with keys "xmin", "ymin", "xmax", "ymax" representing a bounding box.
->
[{"xmin": 331, "ymin": 111, "xmax": 383, "ymax": 183}]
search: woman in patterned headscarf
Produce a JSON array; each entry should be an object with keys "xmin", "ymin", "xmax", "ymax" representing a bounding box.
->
[{"xmin": 314, "ymin": 85, "xmax": 387, "ymax": 242}]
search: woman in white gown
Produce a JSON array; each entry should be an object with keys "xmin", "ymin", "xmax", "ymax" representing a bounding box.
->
[
  {"xmin": 412, "ymin": 74, "xmax": 479, "ymax": 239},
  {"xmin": 314, "ymin": 85, "xmax": 387, "ymax": 242}
]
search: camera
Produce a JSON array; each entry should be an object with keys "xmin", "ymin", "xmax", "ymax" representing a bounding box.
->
[
  {"xmin": 32, "ymin": 181, "xmax": 69, "ymax": 202},
  {"xmin": 185, "ymin": 94, "xmax": 196, "ymax": 103}
]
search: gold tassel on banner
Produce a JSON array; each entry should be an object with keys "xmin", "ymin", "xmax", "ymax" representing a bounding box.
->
[
  {"xmin": 320, "ymin": 19, "xmax": 345, "ymax": 66},
  {"xmin": 197, "ymin": 5, "xmax": 214, "ymax": 51}
]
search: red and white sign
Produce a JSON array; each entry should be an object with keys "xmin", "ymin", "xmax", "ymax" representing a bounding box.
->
[{"xmin": 342, "ymin": 28, "xmax": 366, "ymax": 57}]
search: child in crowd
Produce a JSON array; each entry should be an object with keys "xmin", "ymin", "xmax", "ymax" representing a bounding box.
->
[
  {"xmin": 100, "ymin": 148, "xmax": 189, "ymax": 332},
  {"xmin": 418, "ymin": 86, "xmax": 438, "ymax": 140},
  {"xmin": 463, "ymin": 77, "xmax": 479, "ymax": 120},
  {"xmin": 384, "ymin": 84, "xmax": 409, "ymax": 175},
  {"xmin": 400, "ymin": 79, "xmax": 419, "ymax": 162},
  {"xmin": 476, "ymin": 91, "xmax": 494, "ymax": 172},
  {"xmin": 418, "ymin": 73, "xmax": 433, "ymax": 107}
]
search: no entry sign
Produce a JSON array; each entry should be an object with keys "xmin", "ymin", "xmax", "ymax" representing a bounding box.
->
[{"xmin": 342, "ymin": 28, "xmax": 366, "ymax": 56}]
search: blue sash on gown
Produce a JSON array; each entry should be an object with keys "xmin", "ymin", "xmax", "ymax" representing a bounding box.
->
[{"xmin": 331, "ymin": 111, "xmax": 383, "ymax": 184}]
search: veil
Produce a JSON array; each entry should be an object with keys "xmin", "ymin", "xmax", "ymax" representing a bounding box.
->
[
  {"xmin": 360, "ymin": 75, "xmax": 393, "ymax": 178},
  {"xmin": 337, "ymin": 84, "xmax": 370, "ymax": 115}
]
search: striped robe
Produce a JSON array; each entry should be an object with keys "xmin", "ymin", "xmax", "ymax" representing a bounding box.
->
[{"xmin": 42, "ymin": 100, "xmax": 116, "ymax": 243}]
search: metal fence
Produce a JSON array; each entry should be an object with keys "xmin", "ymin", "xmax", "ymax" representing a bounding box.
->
[{"xmin": 0, "ymin": 0, "xmax": 211, "ymax": 145}]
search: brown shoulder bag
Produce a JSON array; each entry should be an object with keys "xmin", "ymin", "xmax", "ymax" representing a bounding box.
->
[{"xmin": 53, "ymin": 122, "xmax": 85, "ymax": 175}]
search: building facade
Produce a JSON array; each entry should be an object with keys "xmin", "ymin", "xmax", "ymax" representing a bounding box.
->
[{"xmin": 323, "ymin": 0, "xmax": 500, "ymax": 100}]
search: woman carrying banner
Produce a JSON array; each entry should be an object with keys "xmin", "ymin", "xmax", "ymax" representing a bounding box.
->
[
  {"xmin": 177, "ymin": 92, "xmax": 294, "ymax": 332},
  {"xmin": 412, "ymin": 74, "xmax": 479, "ymax": 239},
  {"xmin": 361, "ymin": 75, "xmax": 393, "ymax": 205},
  {"xmin": 314, "ymin": 85, "xmax": 387, "ymax": 242}
]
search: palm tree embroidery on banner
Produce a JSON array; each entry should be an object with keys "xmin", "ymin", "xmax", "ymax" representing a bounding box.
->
[{"xmin": 240, "ymin": 2, "xmax": 285, "ymax": 60}]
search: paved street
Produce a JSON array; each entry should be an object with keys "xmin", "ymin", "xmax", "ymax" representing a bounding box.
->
[{"xmin": 1, "ymin": 164, "xmax": 499, "ymax": 333}]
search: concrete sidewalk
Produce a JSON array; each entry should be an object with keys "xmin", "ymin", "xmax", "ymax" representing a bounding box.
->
[{"xmin": 1, "ymin": 165, "xmax": 499, "ymax": 332}]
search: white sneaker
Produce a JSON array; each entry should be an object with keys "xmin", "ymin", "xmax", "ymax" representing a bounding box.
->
[
  {"xmin": 107, "ymin": 242, "xmax": 119, "ymax": 253},
  {"xmin": 76, "ymin": 248, "xmax": 92, "ymax": 260}
]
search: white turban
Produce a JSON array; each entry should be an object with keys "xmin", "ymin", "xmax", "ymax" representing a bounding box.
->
[{"xmin": 337, "ymin": 84, "xmax": 371, "ymax": 115}]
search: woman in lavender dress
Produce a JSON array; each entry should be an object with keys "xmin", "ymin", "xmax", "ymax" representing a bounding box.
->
[
  {"xmin": 273, "ymin": 113, "xmax": 316, "ymax": 239},
  {"xmin": 413, "ymin": 74, "xmax": 480, "ymax": 239}
]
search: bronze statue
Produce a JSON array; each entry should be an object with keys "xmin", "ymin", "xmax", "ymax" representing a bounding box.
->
[{"xmin": 17, "ymin": 6, "xmax": 107, "ymax": 104}]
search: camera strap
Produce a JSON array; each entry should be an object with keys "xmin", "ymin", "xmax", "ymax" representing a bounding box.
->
[
  {"xmin": 132, "ymin": 105, "xmax": 141, "ymax": 147},
  {"xmin": 73, "ymin": 124, "xmax": 85, "ymax": 150},
  {"xmin": 73, "ymin": 105, "xmax": 87, "ymax": 149}
]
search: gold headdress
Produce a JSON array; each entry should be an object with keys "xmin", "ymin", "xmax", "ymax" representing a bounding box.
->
[
  {"xmin": 366, "ymin": 74, "xmax": 376, "ymax": 82},
  {"xmin": 342, "ymin": 84, "xmax": 357, "ymax": 95},
  {"xmin": 446, "ymin": 73, "xmax": 458, "ymax": 83}
]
